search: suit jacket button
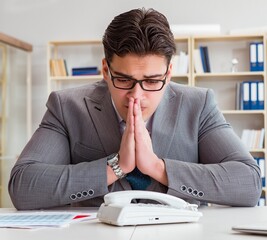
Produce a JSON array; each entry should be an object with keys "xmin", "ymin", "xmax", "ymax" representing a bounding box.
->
[
  {"xmin": 70, "ymin": 194, "xmax": 77, "ymax": 200},
  {"xmin": 192, "ymin": 189, "xmax": 198, "ymax": 196},
  {"xmin": 82, "ymin": 191, "xmax": 88, "ymax": 197},
  {"xmin": 76, "ymin": 192, "xmax": 82, "ymax": 198},
  {"xmin": 187, "ymin": 187, "xmax": 193, "ymax": 194},
  {"xmin": 198, "ymin": 191, "xmax": 204, "ymax": 197},
  {"xmin": 180, "ymin": 185, "xmax": 187, "ymax": 191},
  {"xmin": 88, "ymin": 189, "xmax": 94, "ymax": 196}
]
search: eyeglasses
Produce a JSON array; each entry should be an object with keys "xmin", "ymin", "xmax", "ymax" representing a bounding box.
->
[{"xmin": 107, "ymin": 64, "xmax": 168, "ymax": 92}]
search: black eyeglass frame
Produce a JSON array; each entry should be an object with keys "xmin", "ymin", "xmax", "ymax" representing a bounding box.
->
[{"xmin": 107, "ymin": 63, "xmax": 169, "ymax": 92}]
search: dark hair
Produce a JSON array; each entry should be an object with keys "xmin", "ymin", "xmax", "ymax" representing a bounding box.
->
[{"xmin": 102, "ymin": 8, "xmax": 176, "ymax": 65}]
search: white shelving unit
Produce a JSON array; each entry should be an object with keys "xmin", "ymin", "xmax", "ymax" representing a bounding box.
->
[{"xmin": 0, "ymin": 32, "xmax": 32, "ymax": 207}]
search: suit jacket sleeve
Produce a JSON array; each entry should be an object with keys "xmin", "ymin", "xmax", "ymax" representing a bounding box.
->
[
  {"xmin": 164, "ymin": 88, "xmax": 262, "ymax": 207},
  {"xmin": 8, "ymin": 91, "xmax": 110, "ymax": 210}
]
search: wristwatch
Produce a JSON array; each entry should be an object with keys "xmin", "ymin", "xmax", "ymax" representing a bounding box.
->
[{"xmin": 107, "ymin": 153, "xmax": 127, "ymax": 179}]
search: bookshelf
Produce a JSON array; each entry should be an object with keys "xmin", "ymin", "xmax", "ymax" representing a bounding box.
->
[
  {"xmin": 0, "ymin": 33, "xmax": 32, "ymax": 207},
  {"xmin": 191, "ymin": 34, "xmax": 267, "ymax": 205},
  {"xmin": 47, "ymin": 40, "xmax": 104, "ymax": 93},
  {"xmin": 171, "ymin": 37, "xmax": 191, "ymax": 85},
  {"xmin": 47, "ymin": 34, "xmax": 267, "ymax": 205}
]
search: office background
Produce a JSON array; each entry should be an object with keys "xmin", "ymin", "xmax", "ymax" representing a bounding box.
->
[
  {"xmin": 0, "ymin": 0, "xmax": 267, "ymax": 207},
  {"xmin": 1, "ymin": 0, "xmax": 267, "ymax": 130}
]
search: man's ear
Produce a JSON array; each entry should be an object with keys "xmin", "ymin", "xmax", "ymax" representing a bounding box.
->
[
  {"xmin": 102, "ymin": 58, "xmax": 109, "ymax": 82},
  {"xmin": 167, "ymin": 61, "xmax": 173, "ymax": 83}
]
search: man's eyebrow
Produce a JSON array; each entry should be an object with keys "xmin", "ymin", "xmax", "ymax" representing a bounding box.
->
[
  {"xmin": 112, "ymin": 70, "xmax": 164, "ymax": 79},
  {"xmin": 112, "ymin": 70, "xmax": 133, "ymax": 78}
]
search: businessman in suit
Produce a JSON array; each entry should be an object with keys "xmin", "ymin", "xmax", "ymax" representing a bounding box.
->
[{"xmin": 9, "ymin": 8, "xmax": 261, "ymax": 210}]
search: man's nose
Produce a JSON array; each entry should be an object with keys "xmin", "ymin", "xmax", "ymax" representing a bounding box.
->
[{"xmin": 128, "ymin": 82, "xmax": 144, "ymax": 98}]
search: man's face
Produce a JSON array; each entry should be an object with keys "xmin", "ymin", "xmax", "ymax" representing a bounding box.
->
[{"xmin": 102, "ymin": 54, "xmax": 172, "ymax": 121}]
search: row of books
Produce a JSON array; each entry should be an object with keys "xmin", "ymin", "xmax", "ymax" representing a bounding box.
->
[
  {"xmin": 50, "ymin": 59, "xmax": 68, "ymax": 77},
  {"xmin": 193, "ymin": 42, "xmax": 264, "ymax": 74},
  {"xmin": 250, "ymin": 42, "xmax": 264, "ymax": 71},
  {"xmin": 258, "ymin": 192, "xmax": 266, "ymax": 206},
  {"xmin": 240, "ymin": 128, "xmax": 265, "ymax": 150},
  {"xmin": 236, "ymin": 80, "xmax": 264, "ymax": 110},
  {"xmin": 171, "ymin": 51, "xmax": 189, "ymax": 74},
  {"xmin": 255, "ymin": 157, "xmax": 265, "ymax": 188},
  {"xmin": 255, "ymin": 157, "xmax": 265, "ymax": 206},
  {"xmin": 193, "ymin": 46, "xmax": 211, "ymax": 73},
  {"xmin": 50, "ymin": 58, "xmax": 100, "ymax": 77}
]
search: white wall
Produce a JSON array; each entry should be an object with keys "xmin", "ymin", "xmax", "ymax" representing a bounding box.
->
[{"xmin": 1, "ymin": 0, "xmax": 267, "ymax": 130}]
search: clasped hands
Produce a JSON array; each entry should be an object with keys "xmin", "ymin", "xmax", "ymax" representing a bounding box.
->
[{"xmin": 118, "ymin": 97, "xmax": 167, "ymax": 185}]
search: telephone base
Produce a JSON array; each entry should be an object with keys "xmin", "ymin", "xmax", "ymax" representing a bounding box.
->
[{"xmin": 97, "ymin": 203, "xmax": 203, "ymax": 226}]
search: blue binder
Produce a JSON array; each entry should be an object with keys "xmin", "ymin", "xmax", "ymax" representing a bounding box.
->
[
  {"xmin": 250, "ymin": 43, "xmax": 257, "ymax": 71},
  {"xmin": 250, "ymin": 81, "xmax": 257, "ymax": 110},
  {"xmin": 257, "ymin": 42, "xmax": 264, "ymax": 71},
  {"xmin": 199, "ymin": 46, "xmax": 207, "ymax": 72},
  {"xmin": 242, "ymin": 81, "xmax": 251, "ymax": 110},
  {"xmin": 257, "ymin": 81, "xmax": 264, "ymax": 110}
]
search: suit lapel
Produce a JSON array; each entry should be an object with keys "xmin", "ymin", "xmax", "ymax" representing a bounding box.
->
[
  {"xmin": 151, "ymin": 84, "xmax": 183, "ymax": 157},
  {"xmin": 84, "ymin": 83, "xmax": 121, "ymax": 155}
]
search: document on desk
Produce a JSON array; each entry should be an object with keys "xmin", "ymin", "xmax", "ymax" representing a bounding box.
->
[{"xmin": 0, "ymin": 211, "xmax": 97, "ymax": 229}]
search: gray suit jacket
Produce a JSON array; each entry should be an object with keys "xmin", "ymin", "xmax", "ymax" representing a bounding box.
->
[{"xmin": 9, "ymin": 80, "xmax": 261, "ymax": 209}]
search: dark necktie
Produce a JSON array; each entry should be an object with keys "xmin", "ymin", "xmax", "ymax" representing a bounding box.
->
[{"xmin": 120, "ymin": 120, "xmax": 152, "ymax": 190}]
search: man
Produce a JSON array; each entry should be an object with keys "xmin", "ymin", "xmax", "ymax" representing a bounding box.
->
[{"xmin": 9, "ymin": 8, "xmax": 261, "ymax": 210}]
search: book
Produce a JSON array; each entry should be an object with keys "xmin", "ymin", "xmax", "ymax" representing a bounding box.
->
[
  {"xmin": 50, "ymin": 59, "xmax": 67, "ymax": 77},
  {"xmin": 199, "ymin": 46, "xmax": 211, "ymax": 72},
  {"xmin": 193, "ymin": 49, "xmax": 204, "ymax": 73},
  {"xmin": 72, "ymin": 66, "xmax": 99, "ymax": 76}
]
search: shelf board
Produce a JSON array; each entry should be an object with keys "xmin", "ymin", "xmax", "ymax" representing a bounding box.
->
[
  {"xmin": 49, "ymin": 40, "xmax": 102, "ymax": 46},
  {"xmin": 222, "ymin": 110, "xmax": 265, "ymax": 114},
  {"xmin": 172, "ymin": 73, "xmax": 190, "ymax": 78},
  {"xmin": 194, "ymin": 71, "xmax": 265, "ymax": 78},
  {"xmin": 192, "ymin": 34, "xmax": 265, "ymax": 41},
  {"xmin": 50, "ymin": 75, "xmax": 103, "ymax": 81},
  {"xmin": 249, "ymin": 149, "xmax": 266, "ymax": 153}
]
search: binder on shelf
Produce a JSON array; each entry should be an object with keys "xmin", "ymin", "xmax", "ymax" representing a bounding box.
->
[
  {"xmin": 249, "ymin": 42, "xmax": 257, "ymax": 71},
  {"xmin": 203, "ymin": 46, "xmax": 211, "ymax": 72},
  {"xmin": 250, "ymin": 81, "xmax": 257, "ymax": 110},
  {"xmin": 199, "ymin": 46, "xmax": 208, "ymax": 72},
  {"xmin": 242, "ymin": 81, "xmax": 250, "ymax": 110},
  {"xmin": 257, "ymin": 81, "xmax": 264, "ymax": 110},
  {"xmin": 71, "ymin": 66, "xmax": 99, "ymax": 76},
  {"xmin": 256, "ymin": 157, "xmax": 265, "ymax": 187},
  {"xmin": 257, "ymin": 42, "xmax": 264, "ymax": 71},
  {"xmin": 193, "ymin": 49, "xmax": 204, "ymax": 73},
  {"xmin": 236, "ymin": 82, "xmax": 243, "ymax": 110}
]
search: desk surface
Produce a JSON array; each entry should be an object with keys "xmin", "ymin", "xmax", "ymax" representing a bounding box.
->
[{"xmin": 0, "ymin": 206, "xmax": 266, "ymax": 240}]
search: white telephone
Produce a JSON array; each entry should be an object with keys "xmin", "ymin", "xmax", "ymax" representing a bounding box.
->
[{"xmin": 97, "ymin": 190, "xmax": 202, "ymax": 226}]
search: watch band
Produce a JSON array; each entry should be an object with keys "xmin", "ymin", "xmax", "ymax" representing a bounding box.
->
[{"xmin": 107, "ymin": 153, "xmax": 127, "ymax": 179}]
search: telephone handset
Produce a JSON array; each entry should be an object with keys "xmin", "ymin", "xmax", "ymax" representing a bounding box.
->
[{"xmin": 97, "ymin": 191, "xmax": 202, "ymax": 226}]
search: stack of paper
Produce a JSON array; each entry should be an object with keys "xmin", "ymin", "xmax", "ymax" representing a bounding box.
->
[{"xmin": 0, "ymin": 212, "xmax": 96, "ymax": 229}]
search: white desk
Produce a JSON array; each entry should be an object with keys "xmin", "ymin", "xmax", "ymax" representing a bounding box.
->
[{"xmin": 0, "ymin": 206, "xmax": 266, "ymax": 240}]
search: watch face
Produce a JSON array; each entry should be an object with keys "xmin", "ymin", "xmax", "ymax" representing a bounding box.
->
[{"xmin": 107, "ymin": 153, "xmax": 118, "ymax": 160}]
